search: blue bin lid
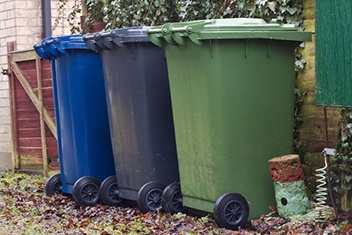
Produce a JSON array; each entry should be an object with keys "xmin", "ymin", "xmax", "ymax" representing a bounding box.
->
[
  {"xmin": 34, "ymin": 34, "xmax": 89, "ymax": 60},
  {"xmin": 83, "ymin": 27, "xmax": 151, "ymax": 52}
]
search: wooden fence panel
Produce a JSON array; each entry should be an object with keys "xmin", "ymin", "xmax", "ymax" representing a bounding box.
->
[{"xmin": 8, "ymin": 49, "xmax": 58, "ymax": 176}]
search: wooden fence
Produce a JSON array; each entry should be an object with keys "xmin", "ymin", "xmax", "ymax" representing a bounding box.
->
[{"xmin": 8, "ymin": 46, "xmax": 58, "ymax": 176}]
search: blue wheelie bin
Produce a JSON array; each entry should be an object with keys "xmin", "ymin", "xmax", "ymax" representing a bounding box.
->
[
  {"xmin": 34, "ymin": 35, "xmax": 117, "ymax": 207},
  {"xmin": 83, "ymin": 27, "xmax": 181, "ymax": 213}
]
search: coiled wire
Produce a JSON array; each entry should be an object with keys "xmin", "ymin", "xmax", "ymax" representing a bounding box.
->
[{"xmin": 315, "ymin": 156, "xmax": 328, "ymax": 221}]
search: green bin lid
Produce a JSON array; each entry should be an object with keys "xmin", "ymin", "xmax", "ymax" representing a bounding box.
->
[{"xmin": 147, "ymin": 18, "xmax": 312, "ymax": 47}]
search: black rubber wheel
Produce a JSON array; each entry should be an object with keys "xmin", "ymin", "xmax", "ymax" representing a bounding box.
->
[
  {"xmin": 72, "ymin": 176, "xmax": 101, "ymax": 207},
  {"xmin": 99, "ymin": 176, "xmax": 122, "ymax": 206},
  {"xmin": 45, "ymin": 173, "xmax": 62, "ymax": 196},
  {"xmin": 213, "ymin": 193, "xmax": 249, "ymax": 230},
  {"xmin": 162, "ymin": 182, "xmax": 186, "ymax": 214},
  {"xmin": 137, "ymin": 181, "xmax": 165, "ymax": 213}
]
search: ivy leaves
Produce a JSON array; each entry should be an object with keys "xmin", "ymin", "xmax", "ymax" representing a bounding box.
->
[
  {"xmin": 98, "ymin": 0, "xmax": 304, "ymax": 30},
  {"xmin": 62, "ymin": 0, "xmax": 304, "ymax": 34},
  {"xmin": 103, "ymin": 0, "xmax": 174, "ymax": 29},
  {"xmin": 331, "ymin": 109, "xmax": 352, "ymax": 198}
]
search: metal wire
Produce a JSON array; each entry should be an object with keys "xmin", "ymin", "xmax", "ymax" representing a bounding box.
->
[{"xmin": 315, "ymin": 155, "xmax": 328, "ymax": 221}]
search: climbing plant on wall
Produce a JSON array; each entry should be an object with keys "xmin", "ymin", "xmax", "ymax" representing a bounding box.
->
[
  {"xmin": 102, "ymin": 0, "xmax": 175, "ymax": 29},
  {"xmin": 61, "ymin": 0, "xmax": 304, "ymax": 32},
  {"xmin": 101, "ymin": 0, "xmax": 304, "ymax": 28},
  {"xmin": 331, "ymin": 109, "xmax": 352, "ymax": 210}
]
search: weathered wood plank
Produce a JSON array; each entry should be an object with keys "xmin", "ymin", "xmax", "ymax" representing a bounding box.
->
[
  {"xmin": 11, "ymin": 50, "xmax": 36, "ymax": 62},
  {"xmin": 8, "ymin": 45, "xmax": 20, "ymax": 170},
  {"xmin": 18, "ymin": 137, "xmax": 57, "ymax": 147},
  {"xmin": 16, "ymin": 109, "xmax": 40, "ymax": 119},
  {"xmin": 19, "ymin": 146, "xmax": 57, "ymax": 157},
  {"xmin": 17, "ymin": 129, "xmax": 41, "ymax": 138},
  {"xmin": 36, "ymin": 55, "xmax": 49, "ymax": 176},
  {"xmin": 17, "ymin": 119, "xmax": 41, "ymax": 129},
  {"xmin": 11, "ymin": 62, "xmax": 57, "ymax": 139}
]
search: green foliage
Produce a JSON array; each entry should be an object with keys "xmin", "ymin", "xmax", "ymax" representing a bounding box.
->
[
  {"xmin": 174, "ymin": 0, "xmax": 303, "ymax": 25},
  {"xmin": 55, "ymin": 0, "xmax": 105, "ymax": 34},
  {"xmin": 52, "ymin": 0, "xmax": 69, "ymax": 34},
  {"xmin": 330, "ymin": 108, "xmax": 352, "ymax": 207},
  {"xmin": 67, "ymin": 0, "xmax": 82, "ymax": 34},
  {"xmin": 84, "ymin": 0, "xmax": 105, "ymax": 31},
  {"xmin": 101, "ymin": 0, "xmax": 304, "ymax": 29},
  {"xmin": 295, "ymin": 49, "xmax": 307, "ymax": 72},
  {"xmin": 103, "ymin": 0, "xmax": 175, "ymax": 29},
  {"xmin": 59, "ymin": 0, "xmax": 305, "ymax": 32},
  {"xmin": 293, "ymin": 88, "xmax": 304, "ymax": 159}
]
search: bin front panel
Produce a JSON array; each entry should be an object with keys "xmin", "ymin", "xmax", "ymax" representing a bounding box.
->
[
  {"xmin": 164, "ymin": 39, "xmax": 295, "ymax": 218},
  {"xmin": 101, "ymin": 42, "xmax": 179, "ymax": 201},
  {"xmin": 53, "ymin": 49, "xmax": 115, "ymax": 193}
]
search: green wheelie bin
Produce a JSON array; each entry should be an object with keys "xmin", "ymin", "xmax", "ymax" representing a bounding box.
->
[{"xmin": 147, "ymin": 18, "xmax": 311, "ymax": 230}]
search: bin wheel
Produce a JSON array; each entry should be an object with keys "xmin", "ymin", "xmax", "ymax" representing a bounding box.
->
[
  {"xmin": 162, "ymin": 182, "xmax": 186, "ymax": 214},
  {"xmin": 137, "ymin": 181, "xmax": 165, "ymax": 213},
  {"xmin": 45, "ymin": 173, "xmax": 62, "ymax": 196},
  {"xmin": 213, "ymin": 193, "xmax": 249, "ymax": 230},
  {"xmin": 72, "ymin": 176, "xmax": 101, "ymax": 207},
  {"xmin": 99, "ymin": 176, "xmax": 122, "ymax": 206}
]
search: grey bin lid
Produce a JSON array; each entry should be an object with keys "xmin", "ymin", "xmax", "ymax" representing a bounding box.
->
[
  {"xmin": 83, "ymin": 26, "xmax": 152, "ymax": 52},
  {"xmin": 146, "ymin": 18, "xmax": 312, "ymax": 47}
]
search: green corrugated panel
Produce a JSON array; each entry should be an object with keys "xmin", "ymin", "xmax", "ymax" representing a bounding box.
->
[{"xmin": 316, "ymin": 1, "xmax": 352, "ymax": 107}]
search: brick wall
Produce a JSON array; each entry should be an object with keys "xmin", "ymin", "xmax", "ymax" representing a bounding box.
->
[
  {"xmin": 0, "ymin": 0, "xmax": 80, "ymax": 169},
  {"xmin": 298, "ymin": 0, "xmax": 340, "ymax": 155},
  {"xmin": 0, "ymin": 0, "xmax": 17, "ymax": 169},
  {"xmin": 52, "ymin": 0, "xmax": 82, "ymax": 36},
  {"xmin": 298, "ymin": 0, "xmax": 341, "ymax": 196}
]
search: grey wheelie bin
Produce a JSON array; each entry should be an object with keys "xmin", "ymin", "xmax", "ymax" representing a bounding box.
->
[
  {"xmin": 34, "ymin": 35, "xmax": 116, "ymax": 207},
  {"xmin": 83, "ymin": 27, "xmax": 181, "ymax": 213},
  {"xmin": 147, "ymin": 18, "xmax": 311, "ymax": 229}
]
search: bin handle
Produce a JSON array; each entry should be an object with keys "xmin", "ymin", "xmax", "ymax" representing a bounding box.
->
[
  {"xmin": 43, "ymin": 38, "xmax": 64, "ymax": 58},
  {"xmin": 48, "ymin": 38, "xmax": 69, "ymax": 55},
  {"xmin": 146, "ymin": 29, "xmax": 164, "ymax": 47},
  {"xmin": 83, "ymin": 34, "xmax": 95, "ymax": 41},
  {"xmin": 102, "ymin": 37, "xmax": 115, "ymax": 50},
  {"xmin": 147, "ymin": 24, "xmax": 202, "ymax": 47},
  {"xmin": 169, "ymin": 24, "xmax": 186, "ymax": 46},
  {"xmin": 83, "ymin": 34, "xmax": 100, "ymax": 52},
  {"xmin": 111, "ymin": 37, "xmax": 125, "ymax": 48},
  {"xmin": 85, "ymin": 40, "xmax": 100, "ymax": 52},
  {"xmin": 99, "ymin": 32, "xmax": 116, "ymax": 50},
  {"xmin": 170, "ymin": 26, "xmax": 193, "ymax": 33},
  {"xmin": 161, "ymin": 25, "xmax": 177, "ymax": 46},
  {"xmin": 169, "ymin": 25, "xmax": 202, "ymax": 46},
  {"xmin": 100, "ymin": 31, "xmax": 112, "ymax": 38},
  {"xmin": 147, "ymin": 28, "xmax": 163, "ymax": 34},
  {"xmin": 146, "ymin": 24, "xmax": 177, "ymax": 47},
  {"xmin": 93, "ymin": 33, "xmax": 110, "ymax": 51}
]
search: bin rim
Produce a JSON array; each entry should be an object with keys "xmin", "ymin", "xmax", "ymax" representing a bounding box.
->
[
  {"xmin": 146, "ymin": 18, "xmax": 312, "ymax": 47},
  {"xmin": 83, "ymin": 26, "xmax": 152, "ymax": 52},
  {"xmin": 34, "ymin": 34, "xmax": 90, "ymax": 60}
]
